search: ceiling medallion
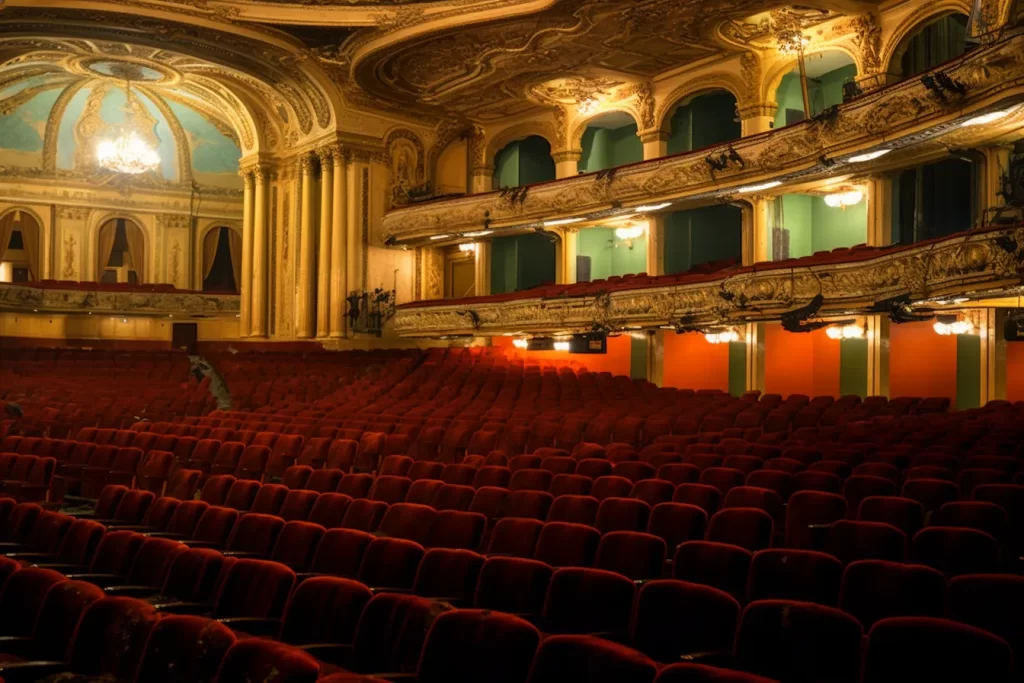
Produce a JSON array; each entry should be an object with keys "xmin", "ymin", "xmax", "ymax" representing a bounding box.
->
[{"xmin": 69, "ymin": 56, "xmax": 180, "ymax": 87}]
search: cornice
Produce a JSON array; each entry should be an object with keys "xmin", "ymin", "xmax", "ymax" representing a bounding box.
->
[
  {"xmin": 392, "ymin": 225, "xmax": 1024, "ymax": 337},
  {"xmin": 381, "ymin": 33, "xmax": 1024, "ymax": 243},
  {"xmin": 0, "ymin": 283, "xmax": 241, "ymax": 317}
]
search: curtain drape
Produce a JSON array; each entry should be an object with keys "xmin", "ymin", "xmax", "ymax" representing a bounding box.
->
[
  {"xmin": 124, "ymin": 221, "xmax": 145, "ymax": 283},
  {"xmin": 0, "ymin": 213, "xmax": 15, "ymax": 264},
  {"xmin": 18, "ymin": 215, "xmax": 40, "ymax": 280},
  {"xmin": 202, "ymin": 227, "xmax": 222, "ymax": 280},
  {"xmin": 226, "ymin": 228, "xmax": 241, "ymax": 291},
  {"xmin": 96, "ymin": 220, "xmax": 118, "ymax": 282}
]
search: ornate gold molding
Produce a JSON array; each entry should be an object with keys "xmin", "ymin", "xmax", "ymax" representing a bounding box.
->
[
  {"xmin": 0, "ymin": 283, "xmax": 241, "ymax": 317},
  {"xmin": 392, "ymin": 225, "xmax": 1024, "ymax": 337}
]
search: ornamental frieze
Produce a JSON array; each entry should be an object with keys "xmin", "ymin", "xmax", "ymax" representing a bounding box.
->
[
  {"xmin": 391, "ymin": 226, "xmax": 1024, "ymax": 337},
  {"xmin": 0, "ymin": 284, "xmax": 241, "ymax": 317},
  {"xmin": 382, "ymin": 33, "xmax": 1024, "ymax": 242}
]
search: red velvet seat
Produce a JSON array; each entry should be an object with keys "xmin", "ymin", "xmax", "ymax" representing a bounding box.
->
[
  {"xmin": 838, "ymin": 559, "xmax": 945, "ymax": 629},
  {"xmin": 632, "ymin": 580, "xmax": 740, "ymax": 663}
]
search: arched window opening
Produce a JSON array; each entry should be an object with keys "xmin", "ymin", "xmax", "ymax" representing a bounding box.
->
[
  {"xmin": 97, "ymin": 218, "xmax": 145, "ymax": 284},
  {"xmin": 490, "ymin": 233, "xmax": 556, "ymax": 294},
  {"xmin": 579, "ymin": 112, "xmax": 642, "ymax": 173},
  {"xmin": 898, "ymin": 13, "xmax": 970, "ymax": 80},
  {"xmin": 774, "ymin": 52, "xmax": 858, "ymax": 129},
  {"xmin": 664, "ymin": 205, "xmax": 744, "ymax": 274},
  {"xmin": 667, "ymin": 91, "xmax": 741, "ymax": 156},
  {"xmin": 202, "ymin": 227, "xmax": 241, "ymax": 293},
  {"xmin": 892, "ymin": 156, "xmax": 979, "ymax": 244},
  {"xmin": 0, "ymin": 211, "xmax": 40, "ymax": 283},
  {"xmin": 493, "ymin": 136, "xmax": 555, "ymax": 189}
]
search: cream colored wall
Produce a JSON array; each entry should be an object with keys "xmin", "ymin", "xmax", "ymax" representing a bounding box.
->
[
  {"xmin": 436, "ymin": 138, "xmax": 468, "ymax": 195},
  {"xmin": 0, "ymin": 312, "xmax": 240, "ymax": 343}
]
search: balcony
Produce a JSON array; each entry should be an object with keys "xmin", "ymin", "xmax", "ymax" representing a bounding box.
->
[
  {"xmin": 0, "ymin": 281, "xmax": 241, "ymax": 318},
  {"xmin": 392, "ymin": 224, "xmax": 1024, "ymax": 337},
  {"xmin": 382, "ymin": 33, "xmax": 1024, "ymax": 245}
]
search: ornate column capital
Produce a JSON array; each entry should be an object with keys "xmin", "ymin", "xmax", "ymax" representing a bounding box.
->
[
  {"xmin": 299, "ymin": 153, "xmax": 317, "ymax": 176},
  {"xmin": 471, "ymin": 164, "xmax": 496, "ymax": 177},
  {"xmin": 316, "ymin": 146, "xmax": 333, "ymax": 167},
  {"xmin": 638, "ymin": 130, "xmax": 670, "ymax": 144},
  {"xmin": 551, "ymin": 150, "xmax": 582, "ymax": 163},
  {"xmin": 736, "ymin": 103, "xmax": 778, "ymax": 120}
]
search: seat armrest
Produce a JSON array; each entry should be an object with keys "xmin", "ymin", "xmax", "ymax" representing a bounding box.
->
[
  {"xmin": 0, "ymin": 661, "xmax": 70, "ymax": 683},
  {"xmin": 221, "ymin": 551, "xmax": 264, "ymax": 558},
  {"xmin": 369, "ymin": 587, "xmax": 414, "ymax": 595},
  {"xmin": 31, "ymin": 563, "xmax": 85, "ymax": 573},
  {"xmin": 0, "ymin": 542, "xmax": 26, "ymax": 551},
  {"xmin": 296, "ymin": 643, "xmax": 353, "ymax": 667},
  {"xmin": 103, "ymin": 585, "xmax": 161, "ymax": 598},
  {"xmin": 64, "ymin": 573, "xmax": 125, "ymax": 587},
  {"xmin": 105, "ymin": 525, "xmax": 158, "ymax": 532},
  {"xmin": 216, "ymin": 617, "xmax": 281, "ymax": 637},
  {"xmin": 1, "ymin": 553, "xmax": 53, "ymax": 562},
  {"xmin": 180, "ymin": 540, "xmax": 221, "ymax": 549},
  {"xmin": 141, "ymin": 532, "xmax": 188, "ymax": 539},
  {"xmin": 152, "ymin": 601, "xmax": 211, "ymax": 615},
  {"xmin": 365, "ymin": 674, "xmax": 418, "ymax": 682},
  {"xmin": 679, "ymin": 651, "xmax": 735, "ymax": 667},
  {"xmin": 0, "ymin": 636, "xmax": 33, "ymax": 658}
]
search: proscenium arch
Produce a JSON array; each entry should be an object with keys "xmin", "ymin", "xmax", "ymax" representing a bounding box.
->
[
  {"xmin": 882, "ymin": 4, "xmax": 973, "ymax": 78},
  {"xmin": 194, "ymin": 221, "xmax": 243, "ymax": 290},
  {"xmin": 763, "ymin": 47, "xmax": 862, "ymax": 107},
  {"xmin": 87, "ymin": 212, "xmax": 150, "ymax": 283},
  {"xmin": 655, "ymin": 75, "xmax": 747, "ymax": 135}
]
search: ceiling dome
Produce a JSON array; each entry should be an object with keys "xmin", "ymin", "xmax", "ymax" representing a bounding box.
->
[{"xmin": 0, "ymin": 51, "xmax": 243, "ymax": 190}]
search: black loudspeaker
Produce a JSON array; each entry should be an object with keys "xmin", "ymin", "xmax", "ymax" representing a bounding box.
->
[
  {"xmin": 569, "ymin": 333, "xmax": 607, "ymax": 354},
  {"xmin": 576, "ymin": 255, "xmax": 592, "ymax": 283},
  {"xmin": 1004, "ymin": 310, "xmax": 1024, "ymax": 342}
]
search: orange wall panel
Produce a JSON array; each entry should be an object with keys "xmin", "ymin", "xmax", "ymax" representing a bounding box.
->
[
  {"xmin": 888, "ymin": 321, "xmax": 958, "ymax": 401},
  {"xmin": 1006, "ymin": 342, "xmax": 1024, "ymax": 402},
  {"xmin": 763, "ymin": 324, "xmax": 840, "ymax": 397},
  {"xmin": 662, "ymin": 332, "xmax": 730, "ymax": 391},
  {"xmin": 491, "ymin": 334, "xmax": 633, "ymax": 376}
]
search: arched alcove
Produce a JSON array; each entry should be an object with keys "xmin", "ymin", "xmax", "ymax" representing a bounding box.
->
[
  {"xmin": 0, "ymin": 209, "xmax": 42, "ymax": 283},
  {"xmin": 96, "ymin": 217, "xmax": 146, "ymax": 284},
  {"xmin": 892, "ymin": 155, "xmax": 980, "ymax": 244},
  {"xmin": 578, "ymin": 111, "xmax": 642, "ymax": 173},
  {"xmin": 774, "ymin": 51, "xmax": 858, "ymax": 129},
  {"xmin": 202, "ymin": 226, "xmax": 242, "ymax": 293},
  {"xmin": 492, "ymin": 135, "xmax": 556, "ymax": 189},
  {"xmin": 664, "ymin": 204, "xmax": 744, "ymax": 274},
  {"xmin": 895, "ymin": 13, "xmax": 970, "ymax": 80},
  {"xmin": 490, "ymin": 232, "xmax": 557, "ymax": 294},
  {"xmin": 666, "ymin": 90, "xmax": 741, "ymax": 155}
]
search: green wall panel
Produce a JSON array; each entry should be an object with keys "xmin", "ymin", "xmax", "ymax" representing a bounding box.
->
[
  {"xmin": 494, "ymin": 144, "xmax": 520, "ymax": 189},
  {"xmin": 839, "ymin": 338, "xmax": 869, "ymax": 398},
  {"xmin": 579, "ymin": 123, "xmax": 642, "ymax": 173},
  {"xmin": 779, "ymin": 195, "xmax": 813, "ymax": 259},
  {"xmin": 956, "ymin": 334, "xmax": 982, "ymax": 411},
  {"xmin": 490, "ymin": 235, "xmax": 519, "ymax": 294},
  {"xmin": 728, "ymin": 340, "xmax": 747, "ymax": 397},
  {"xmin": 631, "ymin": 336, "xmax": 648, "ymax": 381},
  {"xmin": 811, "ymin": 195, "xmax": 868, "ymax": 252},
  {"xmin": 664, "ymin": 205, "xmax": 743, "ymax": 274},
  {"xmin": 492, "ymin": 136, "xmax": 555, "ymax": 189},
  {"xmin": 774, "ymin": 63, "xmax": 857, "ymax": 129},
  {"xmin": 577, "ymin": 227, "xmax": 647, "ymax": 279}
]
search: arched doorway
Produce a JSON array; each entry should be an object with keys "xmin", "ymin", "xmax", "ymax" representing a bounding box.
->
[
  {"xmin": 492, "ymin": 135, "xmax": 556, "ymax": 189},
  {"xmin": 896, "ymin": 13, "xmax": 970, "ymax": 80},
  {"xmin": 202, "ymin": 226, "xmax": 241, "ymax": 292},
  {"xmin": 578, "ymin": 111, "xmax": 642, "ymax": 173},
  {"xmin": 97, "ymin": 217, "xmax": 145, "ymax": 284},
  {"xmin": 667, "ymin": 90, "xmax": 741, "ymax": 156},
  {"xmin": 0, "ymin": 210, "xmax": 41, "ymax": 283},
  {"xmin": 774, "ymin": 51, "xmax": 858, "ymax": 128}
]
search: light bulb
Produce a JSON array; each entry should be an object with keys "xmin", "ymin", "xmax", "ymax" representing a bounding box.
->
[
  {"xmin": 512, "ymin": 338, "xmax": 528, "ymax": 350},
  {"xmin": 553, "ymin": 341, "xmax": 570, "ymax": 352}
]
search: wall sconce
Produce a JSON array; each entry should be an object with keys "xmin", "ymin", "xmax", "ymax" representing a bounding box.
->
[
  {"xmin": 704, "ymin": 328, "xmax": 741, "ymax": 344},
  {"xmin": 613, "ymin": 222, "xmax": 647, "ymax": 250},
  {"xmin": 823, "ymin": 190, "xmax": 864, "ymax": 209},
  {"xmin": 825, "ymin": 322, "xmax": 865, "ymax": 340},
  {"xmin": 512, "ymin": 338, "xmax": 528, "ymax": 350},
  {"xmin": 553, "ymin": 341, "xmax": 571, "ymax": 352},
  {"xmin": 458, "ymin": 243, "xmax": 477, "ymax": 253},
  {"xmin": 933, "ymin": 314, "xmax": 975, "ymax": 336}
]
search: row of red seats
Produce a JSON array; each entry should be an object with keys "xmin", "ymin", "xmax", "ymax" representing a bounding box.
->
[{"xmin": 1, "ymin": 497, "xmax": 1018, "ymax": 682}]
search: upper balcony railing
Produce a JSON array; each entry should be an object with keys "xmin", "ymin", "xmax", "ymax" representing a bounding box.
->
[
  {"xmin": 382, "ymin": 33, "xmax": 1024, "ymax": 245},
  {"xmin": 0, "ymin": 281, "xmax": 241, "ymax": 317},
  {"xmin": 392, "ymin": 223, "xmax": 1024, "ymax": 337}
]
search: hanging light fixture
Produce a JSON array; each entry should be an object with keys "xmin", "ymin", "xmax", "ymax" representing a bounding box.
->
[
  {"xmin": 704, "ymin": 328, "xmax": 741, "ymax": 344},
  {"xmin": 96, "ymin": 79, "xmax": 160, "ymax": 175},
  {"xmin": 933, "ymin": 314, "xmax": 975, "ymax": 336},
  {"xmin": 826, "ymin": 323, "xmax": 865, "ymax": 340},
  {"xmin": 823, "ymin": 190, "xmax": 864, "ymax": 209}
]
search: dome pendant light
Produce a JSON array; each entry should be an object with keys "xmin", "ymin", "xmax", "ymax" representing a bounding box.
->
[{"xmin": 96, "ymin": 79, "xmax": 160, "ymax": 175}]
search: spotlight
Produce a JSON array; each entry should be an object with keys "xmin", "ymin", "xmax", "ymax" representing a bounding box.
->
[
  {"xmin": 848, "ymin": 149, "xmax": 890, "ymax": 163},
  {"xmin": 781, "ymin": 294, "xmax": 825, "ymax": 333},
  {"xmin": 512, "ymin": 338, "xmax": 528, "ymax": 350},
  {"xmin": 736, "ymin": 181, "xmax": 783, "ymax": 194},
  {"xmin": 544, "ymin": 218, "xmax": 584, "ymax": 227}
]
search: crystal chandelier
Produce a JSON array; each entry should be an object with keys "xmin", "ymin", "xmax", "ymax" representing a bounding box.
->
[{"xmin": 96, "ymin": 81, "xmax": 160, "ymax": 175}]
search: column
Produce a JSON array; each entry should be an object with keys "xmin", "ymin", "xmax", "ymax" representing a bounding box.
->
[
  {"xmin": 981, "ymin": 144, "xmax": 1013, "ymax": 214},
  {"xmin": 239, "ymin": 170, "xmax": 254, "ymax": 336},
  {"xmin": 316, "ymin": 147, "xmax": 334, "ymax": 338},
  {"xmin": 746, "ymin": 322, "xmax": 766, "ymax": 394},
  {"xmin": 297, "ymin": 153, "xmax": 317, "ymax": 339},
  {"xmin": 557, "ymin": 229, "xmax": 578, "ymax": 284},
  {"xmin": 645, "ymin": 216, "xmax": 664, "ymax": 276},
  {"xmin": 649, "ymin": 329, "xmax": 665, "ymax": 387},
  {"xmin": 471, "ymin": 165, "xmax": 494, "ymax": 193},
  {"xmin": 329, "ymin": 148, "xmax": 348, "ymax": 338},
  {"xmin": 474, "ymin": 241, "xmax": 491, "ymax": 297},
  {"xmin": 744, "ymin": 196, "xmax": 771, "ymax": 265},
  {"xmin": 346, "ymin": 156, "xmax": 363, "ymax": 331},
  {"xmin": 867, "ymin": 314, "xmax": 890, "ymax": 398},
  {"xmin": 739, "ymin": 104, "xmax": 777, "ymax": 137},
  {"xmin": 251, "ymin": 166, "xmax": 269, "ymax": 337},
  {"xmin": 640, "ymin": 131, "xmax": 668, "ymax": 161},
  {"xmin": 865, "ymin": 175, "xmax": 892, "ymax": 246},
  {"xmin": 552, "ymin": 151, "xmax": 582, "ymax": 180},
  {"xmin": 989, "ymin": 309, "xmax": 1008, "ymax": 401}
]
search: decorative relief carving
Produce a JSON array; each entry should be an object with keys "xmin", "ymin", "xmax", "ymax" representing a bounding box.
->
[
  {"xmin": 61, "ymin": 234, "xmax": 77, "ymax": 279},
  {"xmin": 0, "ymin": 282, "xmax": 241, "ymax": 316},
  {"xmin": 169, "ymin": 241, "xmax": 182, "ymax": 285},
  {"xmin": 157, "ymin": 214, "xmax": 190, "ymax": 230},
  {"xmin": 393, "ymin": 226, "xmax": 1024, "ymax": 337},
  {"xmin": 57, "ymin": 206, "xmax": 89, "ymax": 221}
]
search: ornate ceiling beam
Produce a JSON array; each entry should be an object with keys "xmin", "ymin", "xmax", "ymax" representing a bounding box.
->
[
  {"xmin": 381, "ymin": 33, "xmax": 1024, "ymax": 243},
  {"xmin": 392, "ymin": 225, "xmax": 1024, "ymax": 337}
]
